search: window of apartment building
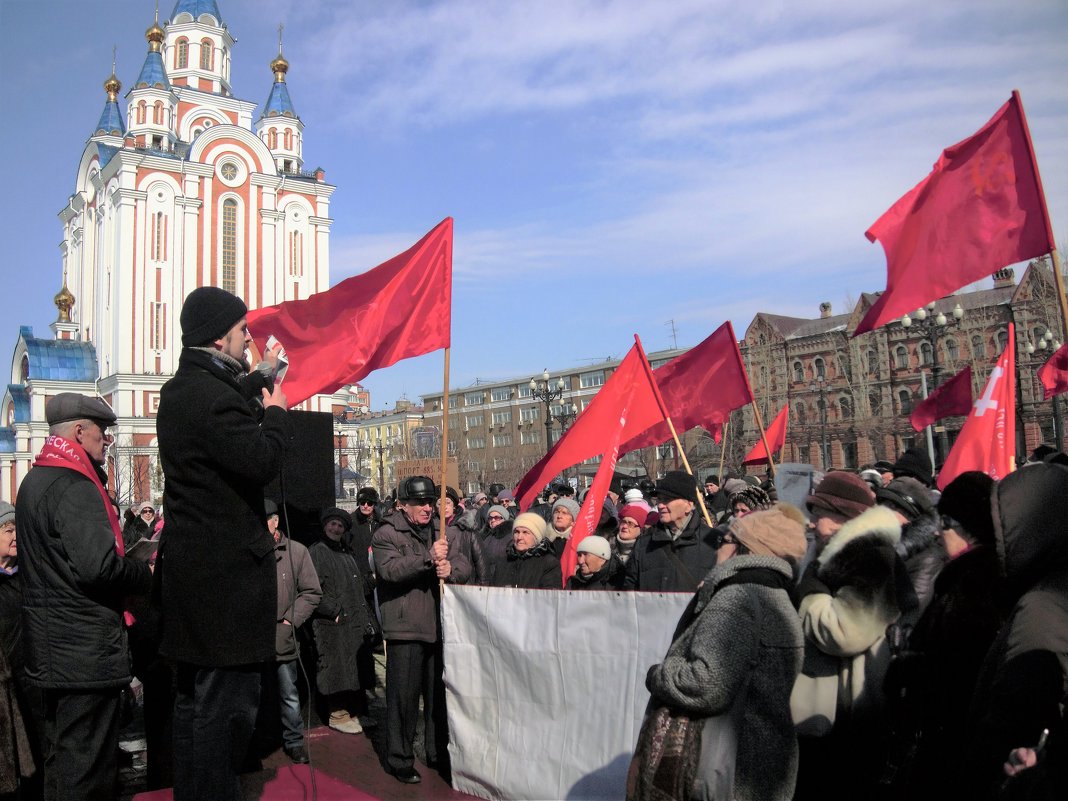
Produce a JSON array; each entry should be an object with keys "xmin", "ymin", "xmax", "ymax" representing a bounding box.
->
[
  {"xmin": 579, "ymin": 370, "xmax": 604, "ymax": 388},
  {"xmin": 520, "ymin": 407, "xmax": 539, "ymax": 423},
  {"xmin": 842, "ymin": 442, "xmax": 858, "ymax": 469},
  {"xmin": 467, "ymin": 436, "xmax": 486, "ymax": 449},
  {"xmin": 492, "ymin": 433, "xmax": 512, "ymax": 447},
  {"xmin": 867, "ymin": 349, "xmax": 878, "ymax": 374},
  {"xmin": 520, "ymin": 430, "xmax": 540, "ymax": 445},
  {"xmin": 465, "ymin": 391, "xmax": 484, "ymax": 406},
  {"xmin": 946, "ymin": 338, "xmax": 959, "ymax": 362},
  {"xmin": 491, "ymin": 387, "xmax": 512, "ymax": 402},
  {"xmin": 517, "ymin": 384, "xmax": 533, "ymax": 398},
  {"xmin": 895, "ymin": 346, "xmax": 908, "ymax": 369},
  {"xmin": 493, "ymin": 457, "xmax": 507, "ymax": 471},
  {"xmin": 468, "ymin": 460, "xmax": 481, "ymax": 472},
  {"xmin": 814, "ymin": 358, "xmax": 825, "ymax": 379},
  {"xmin": 793, "ymin": 361, "xmax": 804, "ymax": 383},
  {"xmin": 491, "ymin": 410, "xmax": 512, "ymax": 425},
  {"xmin": 839, "ymin": 396, "xmax": 853, "ymax": 419},
  {"xmin": 795, "ymin": 403, "xmax": 806, "ymax": 425},
  {"xmin": 972, "ymin": 335, "xmax": 985, "ymax": 359},
  {"xmin": 465, "ymin": 414, "xmax": 483, "ymax": 429},
  {"xmin": 920, "ymin": 342, "xmax": 933, "ymax": 366},
  {"xmin": 996, "ymin": 330, "xmax": 1009, "ymax": 353},
  {"xmin": 898, "ymin": 389, "xmax": 912, "ymax": 414},
  {"xmin": 869, "ymin": 392, "xmax": 882, "ymax": 417}
]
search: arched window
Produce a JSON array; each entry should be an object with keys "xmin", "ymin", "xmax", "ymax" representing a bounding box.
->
[
  {"xmin": 946, "ymin": 338, "xmax": 959, "ymax": 362},
  {"xmin": 996, "ymin": 330, "xmax": 1009, "ymax": 353},
  {"xmin": 972, "ymin": 335, "xmax": 985, "ymax": 359},
  {"xmin": 221, "ymin": 199, "xmax": 237, "ymax": 293},
  {"xmin": 153, "ymin": 101, "xmax": 163, "ymax": 125},
  {"xmin": 869, "ymin": 392, "xmax": 882, "ymax": 417},
  {"xmin": 839, "ymin": 396, "xmax": 853, "ymax": 419},
  {"xmin": 150, "ymin": 211, "xmax": 167, "ymax": 261},
  {"xmin": 268, "ymin": 129, "xmax": 277, "ymax": 149},
  {"xmin": 176, "ymin": 38, "xmax": 188, "ymax": 69},
  {"xmin": 759, "ymin": 366, "xmax": 768, "ymax": 386},
  {"xmin": 920, "ymin": 342, "xmax": 933, "ymax": 366},
  {"xmin": 137, "ymin": 100, "xmax": 147, "ymax": 125},
  {"xmin": 795, "ymin": 404, "xmax": 806, "ymax": 426},
  {"xmin": 793, "ymin": 361, "xmax": 804, "ymax": 383},
  {"xmin": 898, "ymin": 389, "xmax": 912, "ymax": 414},
  {"xmin": 814, "ymin": 358, "xmax": 825, "ymax": 379},
  {"xmin": 867, "ymin": 349, "xmax": 878, "ymax": 374},
  {"xmin": 895, "ymin": 345, "xmax": 908, "ymax": 369},
  {"xmin": 200, "ymin": 38, "xmax": 213, "ymax": 70}
]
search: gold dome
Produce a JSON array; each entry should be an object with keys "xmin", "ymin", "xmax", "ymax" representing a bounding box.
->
[
  {"xmin": 145, "ymin": 21, "xmax": 165, "ymax": 52},
  {"xmin": 104, "ymin": 72, "xmax": 121, "ymax": 101},
  {"xmin": 54, "ymin": 281, "xmax": 75, "ymax": 323},
  {"xmin": 270, "ymin": 53, "xmax": 289, "ymax": 81}
]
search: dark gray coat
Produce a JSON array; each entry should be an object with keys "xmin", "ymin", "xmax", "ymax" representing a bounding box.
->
[
  {"xmin": 274, "ymin": 534, "xmax": 321, "ymax": 661},
  {"xmin": 622, "ymin": 512, "xmax": 719, "ymax": 592},
  {"xmin": 646, "ymin": 555, "xmax": 804, "ymax": 801},
  {"xmin": 156, "ymin": 348, "xmax": 292, "ymax": 666},
  {"xmin": 309, "ymin": 536, "xmax": 373, "ymax": 693}
]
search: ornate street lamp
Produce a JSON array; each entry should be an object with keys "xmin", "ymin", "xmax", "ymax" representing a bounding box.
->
[
  {"xmin": 529, "ymin": 370, "xmax": 567, "ymax": 456},
  {"xmin": 1026, "ymin": 327, "xmax": 1064, "ymax": 452},
  {"xmin": 808, "ymin": 376, "xmax": 829, "ymax": 468}
]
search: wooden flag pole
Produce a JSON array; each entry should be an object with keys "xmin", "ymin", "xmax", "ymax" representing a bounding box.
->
[
  {"xmin": 750, "ymin": 399, "xmax": 778, "ymax": 479},
  {"xmin": 717, "ymin": 417, "xmax": 731, "ymax": 481},
  {"xmin": 632, "ymin": 335, "xmax": 714, "ymax": 528},
  {"xmin": 437, "ymin": 347, "xmax": 451, "ymax": 544},
  {"xmin": 1051, "ymin": 249, "xmax": 1068, "ymax": 344}
]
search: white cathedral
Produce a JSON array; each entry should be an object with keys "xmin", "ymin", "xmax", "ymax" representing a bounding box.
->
[{"xmin": 0, "ymin": 0, "xmax": 340, "ymax": 501}]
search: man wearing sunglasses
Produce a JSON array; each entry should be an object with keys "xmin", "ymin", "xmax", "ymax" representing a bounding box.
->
[{"xmin": 372, "ymin": 476, "xmax": 471, "ymax": 784}]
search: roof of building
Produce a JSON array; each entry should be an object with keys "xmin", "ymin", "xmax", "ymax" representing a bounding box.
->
[
  {"xmin": 261, "ymin": 80, "xmax": 298, "ymax": 120},
  {"xmin": 133, "ymin": 50, "xmax": 170, "ymax": 90},
  {"xmin": 95, "ymin": 100, "xmax": 126, "ymax": 137},
  {"xmin": 170, "ymin": 0, "xmax": 223, "ymax": 23},
  {"xmin": 20, "ymin": 331, "xmax": 98, "ymax": 382},
  {"xmin": 6, "ymin": 385, "xmax": 29, "ymax": 424}
]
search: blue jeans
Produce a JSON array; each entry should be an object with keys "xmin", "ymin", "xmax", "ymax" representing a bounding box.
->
[{"xmin": 277, "ymin": 660, "xmax": 303, "ymax": 749}]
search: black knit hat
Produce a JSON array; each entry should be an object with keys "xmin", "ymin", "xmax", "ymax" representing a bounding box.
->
[
  {"xmin": 320, "ymin": 507, "xmax": 352, "ymax": 531},
  {"xmin": 656, "ymin": 471, "xmax": 698, "ymax": 503},
  {"xmin": 938, "ymin": 471, "xmax": 995, "ymax": 546},
  {"xmin": 893, "ymin": 446, "xmax": 934, "ymax": 487},
  {"xmin": 180, "ymin": 287, "xmax": 248, "ymax": 346},
  {"xmin": 356, "ymin": 487, "xmax": 379, "ymax": 505},
  {"xmin": 876, "ymin": 477, "xmax": 935, "ymax": 521}
]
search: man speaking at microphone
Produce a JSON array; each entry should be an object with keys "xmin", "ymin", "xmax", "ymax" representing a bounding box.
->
[{"xmin": 156, "ymin": 287, "xmax": 291, "ymax": 801}]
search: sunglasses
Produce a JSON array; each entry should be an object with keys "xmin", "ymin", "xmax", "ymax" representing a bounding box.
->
[{"xmin": 488, "ymin": 515, "xmax": 504, "ymax": 521}]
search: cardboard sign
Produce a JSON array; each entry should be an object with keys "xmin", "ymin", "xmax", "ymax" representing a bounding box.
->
[{"xmin": 393, "ymin": 457, "xmax": 458, "ymax": 490}]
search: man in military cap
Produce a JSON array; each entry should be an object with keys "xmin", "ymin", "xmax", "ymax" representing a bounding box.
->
[
  {"xmin": 156, "ymin": 286, "xmax": 291, "ymax": 801},
  {"xmin": 372, "ymin": 476, "xmax": 471, "ymax": 784},
  {"xmin": 16, "ymin": 392, "xmax": 153, "ymax": 800}
]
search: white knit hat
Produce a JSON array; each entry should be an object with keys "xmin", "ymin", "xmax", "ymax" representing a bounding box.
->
[
  {"xmin": 576, "ymin": 535, "xmax": 611, "ymax": 561},
  {"xmin": 623, "ymin": 488, "xmax": 644, "ymax": 504}
]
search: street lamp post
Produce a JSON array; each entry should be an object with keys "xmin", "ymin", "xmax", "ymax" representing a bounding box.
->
[
  {"xmin": 899, "ymin": 301, "xmax": 965, "ymax": 463},
  {"xmin": 529, "ymin": 369, "xmax": 567, "ymax": 456},
  {"xmin": 334, "ymin": 405, "xmax": 369, "ymax": 500},
  {"xmin": 1026, "ymin": 327, "xmax": 1064, "ymax": 452},
  {"xmin": 809, "ymin": 376, "xmax": 829, "ymax": 468}
]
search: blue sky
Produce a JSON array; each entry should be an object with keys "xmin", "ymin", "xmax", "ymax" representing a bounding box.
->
[{"xmin": 1, "ymin": 0, "xmax": 1066, "ymax": 409}]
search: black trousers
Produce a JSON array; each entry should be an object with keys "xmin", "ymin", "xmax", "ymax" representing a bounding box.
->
[
  {"xmin": 40, "ymin": 688, "xmax": 123, "ymax": 801},
  {"xmin": 384, "ymin": 640, "xmax": 448, "ymax": 771},
  {"xmin": 172, "ymin": 662, "xmax": 263, "ymax": 801}
]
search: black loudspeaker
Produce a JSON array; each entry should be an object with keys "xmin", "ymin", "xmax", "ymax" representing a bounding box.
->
[{"xmin": 266, "ymin": 410, "xmax": 334, "ymax": 515}]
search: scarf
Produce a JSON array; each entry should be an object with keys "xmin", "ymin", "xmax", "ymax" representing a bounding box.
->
[{"xmin": 34, "ymin": 435, "xmax": 133, "ymax": 625}]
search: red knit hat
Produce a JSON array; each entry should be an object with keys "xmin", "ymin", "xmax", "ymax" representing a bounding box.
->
[{"xmin": 806, "ymin": 471, "xmax": 875, "ymax": 520}]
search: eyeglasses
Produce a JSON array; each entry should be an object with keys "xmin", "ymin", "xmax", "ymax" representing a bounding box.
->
[
  {"xmin": 140, "ymin": 509, "xmax": 155, "ymax": 516},
  {"xmin": 358, "ymin": 501, "xmax": 374, "ymax": 507},
  {"xmin": 488, "ymin": 515, "xmax": 504, "ymax": 521}
]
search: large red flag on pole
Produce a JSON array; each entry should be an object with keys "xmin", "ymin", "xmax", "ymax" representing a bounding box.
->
[
  {"xmin": 741, "ymin": 404, "xmax": 788, "ymax": 465},
  {"xmin": 557, "ymin": 344, "xmax": 657, "ymax": 585},
  {"xmin": 514, "ymin": 344, "xmax": 664, "ymax": 513},
  {"xmin": 618, "ymin": 322, "xmax": 754, "ymax": 453},
  {"xmin": 937, "ymin": 325, "xmax": 1016, "ymax": 490},
  {"xmin": 910, "ymin": 365, "xmax": 973, "ymax": 431},
  {"xmin": 855, "ymin": 94, "xmax": 1053, "ymax": 336},
  {"xmin": 1037, "ymin": 341, "xmax": 1068, "ymax": 400},
  {"xmin": 247, "ymin": 218, "xmax": 453, "ymax": 407}
]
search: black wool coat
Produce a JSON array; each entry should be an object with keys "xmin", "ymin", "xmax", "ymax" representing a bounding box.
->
[
  {"xmin": 155, "ymin": 348, "xmax": 292, "ymax": 666},
  {"xmin": 622, "ymin": 512, "xmax": 719, "ymax": 592},
  {"xmin": 309, "ymin": 536, "xmax": 373, "ymax": 694},
  {"xmin": 493, "ymin": 539, "xmax": 563, "ymax": 589}
]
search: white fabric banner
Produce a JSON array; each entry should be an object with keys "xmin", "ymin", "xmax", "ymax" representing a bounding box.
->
[{"xmin": 441, "ymin": 585, "xmax": 692, "ymax": 801}]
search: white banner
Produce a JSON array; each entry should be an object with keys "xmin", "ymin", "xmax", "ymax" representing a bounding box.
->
[{"xmin": 441, "ymin": 585, "xmax": 692, "ymax": 801}]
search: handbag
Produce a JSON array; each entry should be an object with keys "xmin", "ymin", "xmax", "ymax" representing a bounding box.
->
[{"xmin": 626, "ymin": 702, "xmax": 701, "ymax": 801}]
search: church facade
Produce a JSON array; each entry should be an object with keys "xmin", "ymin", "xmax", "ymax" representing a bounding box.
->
[{"xmin": 1, "ymin": 0, "xmax": 336, "ymax": 503}]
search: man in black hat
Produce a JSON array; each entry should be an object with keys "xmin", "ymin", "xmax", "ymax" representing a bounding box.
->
[
  {"xmin": 622, "ymin": 470, "xmax": 718, "ymax": 592},
  {"xmin": 156, "ymin": 286, "xmax": 292, "ymax": 801},
  {"xmin": 372, "ymin": 476, "xmax": 471, "ymax": 784},
  {"xmin": 17, "ymin": 393, "xmax": 153, "ymax": 800}
]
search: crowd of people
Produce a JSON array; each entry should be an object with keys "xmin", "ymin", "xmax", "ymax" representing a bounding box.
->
[{"xmin": 0, "ymin": 283, "xmax": 1064, "ymax": 801}]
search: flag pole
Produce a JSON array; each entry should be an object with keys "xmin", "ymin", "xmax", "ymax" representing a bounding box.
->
[
  {"xmin": 1014, "ymin": 90, "xmax": 1068, "ymax": 341},
  {"xmin": 437, "ymin": 347, "xmax": 451, "ymax": 544},
  {"xmin": 749, "ymin": 399, "xmax": 778, "ymax": 478},
  {"xmin": 717, "ymin": 417, "xmax": 731, "ymax": 483},
  {"xmin": 633, "ymin": 335, "xmax": 714, "ymax": 527}
]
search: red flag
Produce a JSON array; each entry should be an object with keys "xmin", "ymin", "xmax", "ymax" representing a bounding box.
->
[
  {"xmin": 247, "ymin": 218, "xmax": 452, "ymax": 406},
  {"xmin": 1037, "ymin": 341, "xmax": 1068, "ymax": 400},
  {"xmin": 855, "ymin": 95, "xmax": 1052, "ymax": 335},
  {"xmin": 557, "ymin": 368, "xmax": 646, "ymax": 586},
  {"xmin": 741, "ymin": 404, "xmax": 788, "ymax": 465},
  {"xmin": 937, "ymin": 325, "xmax": 1016, "ymax": 490},
  {"xmin": 514, "ymin": 343, "xmax": 663, "ymax": 513},
  {"xmin": 910, "ymin": 365, "xmax": 973, "ymax": 431},
  {"xmin": 618, "ymin": 322, "xmax": 754, "ymax": 453}
]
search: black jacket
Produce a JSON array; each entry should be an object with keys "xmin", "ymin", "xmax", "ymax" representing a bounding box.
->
[
  {"xmin": 622, "ymin": 513, "xmax": 719, "ymax": 592},
  {"xmin": 309, "ymin": 536, "xmax": 372, "ymax": 693},
  {"xmin": 565, "ymin": 554, "xmax": 624, "ymax": 590},
  {"xmin": 155, "ymin": 348, "xmax": 292, "ymax": 666},
  {"xmin": 16, "ymin": 468, "xmax": 152, "ymax": 688},
  {"xmin": 493, "ymin": 539, "xmax": 563, "ymax": 589}
]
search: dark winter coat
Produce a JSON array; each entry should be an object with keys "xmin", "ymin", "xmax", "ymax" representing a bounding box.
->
[
  {"xmin": 309, "ymin": 536, "xmax": 373, "ymax": 693},
  {"xmin": 156, "ymin": 347, "xmax": 292, "ymax": 666},
  {"xmin": 450, "ymin": 512, "xmax": 490, "ymax": 585},
  {"xmin": 478, "ymin": 517, "xmax": 514, "ymax": 584},
  {"xmin": 622, "ymin": 512, "xmax": 719, "ymax": 592},
  {"xmin": 896, "ymin": 511, "xmax": 946, "ymax": 624},
  {"xmin": 16, "ymin": 468, "xmax": 152, "ymax": 687},
  {"xmin": 0, "ymin": 567, "xmax": 21, "ymax": 677},
  {"xmin": 493, "ymin": 539, "xmax": 563, "ymax": 589},
  {"xmin": 565, "ymin": 554, "xmax": 624, "ymax": 590},
  {"xmin": 963, "ymin": 463, "xmax": 1068, "ymax": 800},
  {"xmin": 372, "ymin": 509, "xmax": 472, "ymax": 643},
  {"xmin": 646, "ymin": 555, "xmax": 804, "ymax": 801},
  {"xmin": 274, "ymin": 534, "xmax": 321, "ymax": 661},
  {"xmin": 122, "ymin": 516, "xmax": 151, "ymax": 551}
]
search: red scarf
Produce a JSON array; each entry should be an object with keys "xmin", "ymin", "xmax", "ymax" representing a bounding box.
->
[{"xmin": 34, "ymin": 435, "xmax": 133, "ymax": 624}]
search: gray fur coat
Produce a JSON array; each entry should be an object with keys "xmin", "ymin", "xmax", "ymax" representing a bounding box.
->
[{"xmin": 646, "ymin": 554, "xmax": 804, "ymax": 801}]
